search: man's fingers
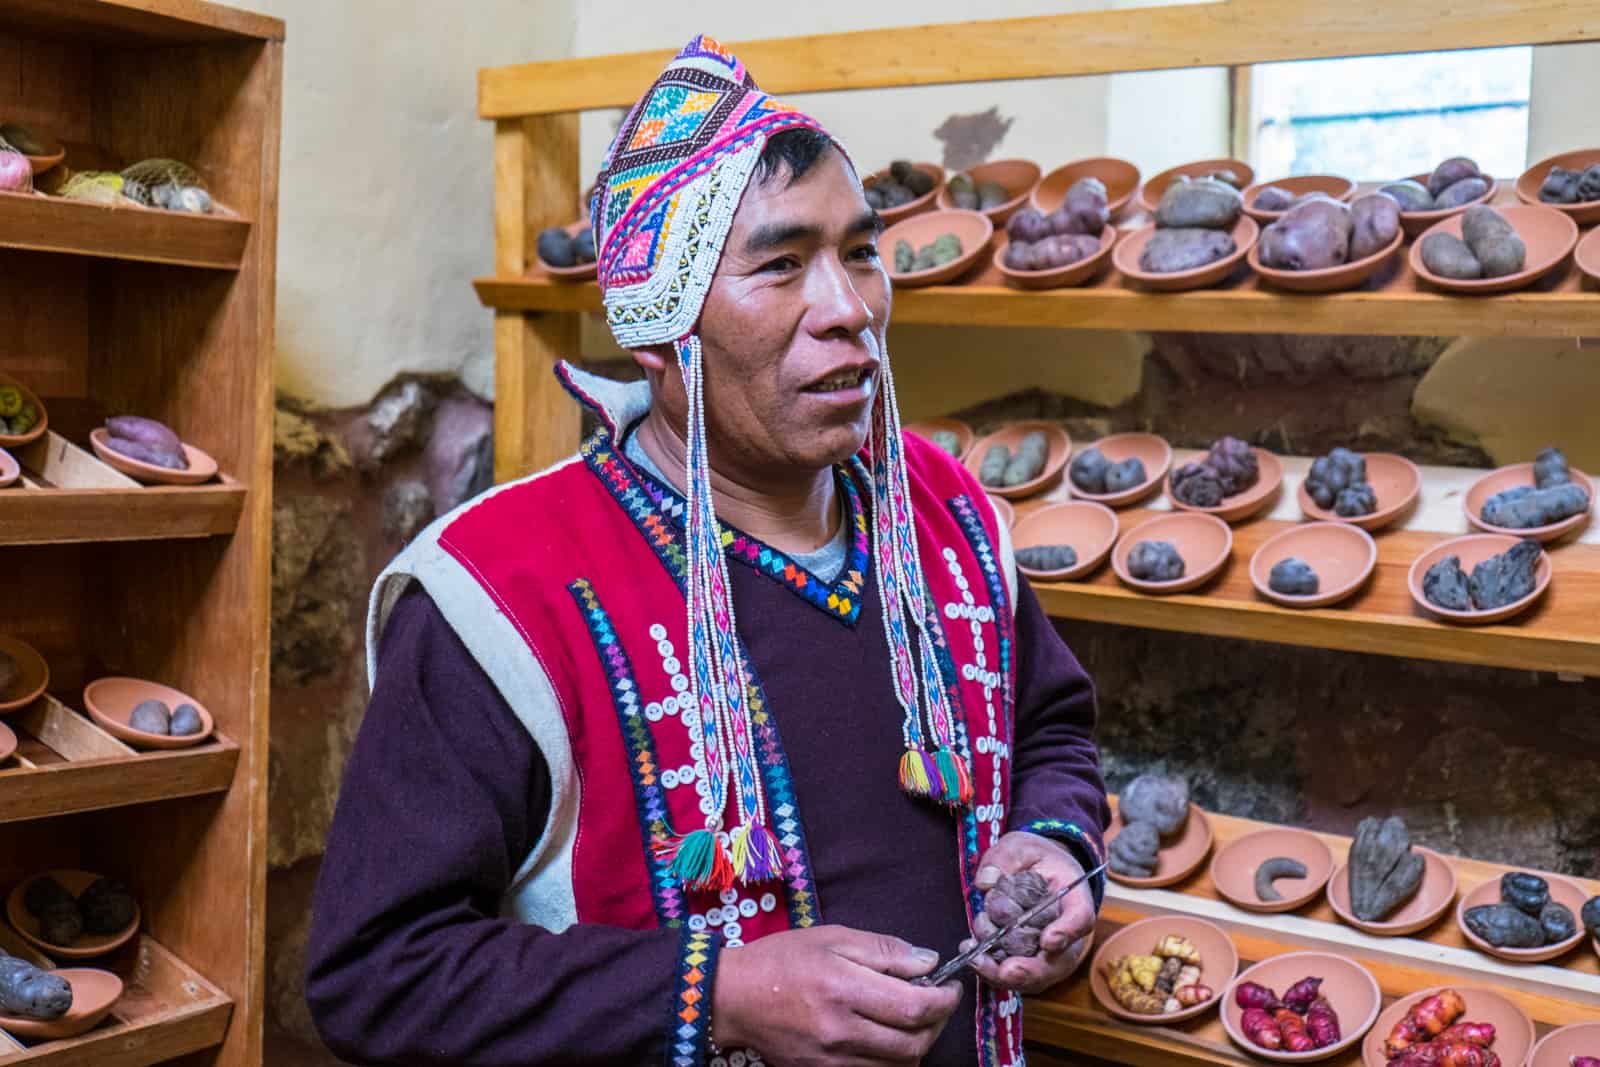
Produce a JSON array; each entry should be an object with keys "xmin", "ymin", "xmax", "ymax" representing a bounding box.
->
[
  {"xmin": 1039, "ymin": 891, "xmax": 1096, "ymax": 952},
  {"xmin": 828, "ymin": 929, "xmax": 938, "ymax": 980},
  {"xmin": 844, "ymin": 966, "xmax": 963, "ymax": 1032}
]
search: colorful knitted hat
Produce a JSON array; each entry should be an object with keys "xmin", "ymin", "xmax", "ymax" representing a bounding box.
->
[{"xmin": 592, "ymin": 37, "xmax": 971, "ymax": 894}]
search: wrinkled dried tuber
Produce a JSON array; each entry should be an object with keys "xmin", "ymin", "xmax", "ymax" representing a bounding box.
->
[
  {"xmin": 1534, "ymin": 446, "xmax": 1572, "ymax": 489},
  {"xmin": 1138, "ymin": 228, "xmax": 1236, "ymax": 273},
  {"xmin": 1255, "ymin": 856, "xmax": 1309, "ymax": 902},
  {"xmin": 78, "ymin": 878, "xmax": 136, "ymax": 936},
  {"xmin": 1481, "ymin": 483, "xmax": 1590, "ymax": 529},
  {"xmin": 1241, "ymin": 1007, "xmax": 1283, "ymax": 1049},
  {"xmin": 1501, "ymin": 871, "xmax": 1550, "ymax": 916},
  {"xmin": 1070, "ymin": 447, "xmax": 1110, "ymax": 494},
  {"xmin": 1306, "ymin": 996, "xmax": 1341, "ymax": 1048},
  {"xmin": 1422, "ymin": 556, "xmax": 1472, "ymax": 612},
  {"xmin": 1105, "ymin": 457, "xmax": 1148, "ymax": 494},
  {"xmin": 0, "ymin": 954, "xmax": 72, "ymax": 1020},
  {"xmin": 1108, "ymin": 821, "xmax": 1161, "ymax": 878},
  {"xmin": 1235, "ymin": 981, "xmax": 1284, "ymax": 1012},
  {"xmin": 1121, "ymin": 774, "xmax": 1190, "ymax": 837},
  {"xmin": 1016, "ymin": 545, "xmax": 1078, "ymax": 572},
  {"xmin": 1385, "ymin": 988, "xmax": 1466, "ymax": 1056},
  {"xmin": 1540, "ymin": 901, "xmax": 1577, "ymax": 944},
  {"xmin": 1276, "ymin": 1008, "xmax": 1316, "ymax": 1053},
  {"xmin": 1128, "ymin": 540, "xmax": 1185, "ymax": 582},
  {"xmin": 978, "ymin": 444, "xmax": 1011, "ymax": 487},
  {"xmin": 1464, "ymin": 903, "xmax": 1544, "ymax": 947},
  {"xmin": 1349, "ymin": 816, "xmax": 1425, "ymax": 923},
  {"xmin": 1269, "ymin": 557, "xmax": 1319, "ymax": 596},
  {"xmin": 1468, "ymin": 539, "xmax": 1542, "ymax": 610}
]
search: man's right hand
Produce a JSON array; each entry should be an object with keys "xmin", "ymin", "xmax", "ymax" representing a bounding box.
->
[{"xmin": 710, "ymin": 924, "xmax": 963, "ymax": 1066}]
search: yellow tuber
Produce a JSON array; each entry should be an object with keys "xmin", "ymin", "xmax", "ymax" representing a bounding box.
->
[{"xmin": 1153, "ymin": 934, "xmax": 1201, "ymax": 964}]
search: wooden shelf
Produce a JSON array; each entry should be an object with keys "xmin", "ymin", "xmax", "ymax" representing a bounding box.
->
[
  {"xmin": 0, "ymin": 192, "xmax": 250, "ymax": 271},
  {"xmin": 1026, "ymin": 809, "xmax": 1600, "ymax": 1066},
  {"xmin": 0, "ymin": 696, "xmax": 239, "ymax": 825},
  {"xmin": 0, "ymin": 0, "xmax": 280, "ymax": 45}
]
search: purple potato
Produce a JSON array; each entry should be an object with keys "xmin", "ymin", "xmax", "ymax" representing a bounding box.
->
[
  {"xmin": 1378, "ymin": 180, "xmax": 1433, "ymax": 212},
  {"xmin": 1109, "ymin": 821, "xmax": 1160, "ymax": 878},
  {"xmin": 1258, "ymin": 197, "xmax": 1352, "ymax": 271},
  {"xmin": 1139, "ymin": 228, "xmax": 1236, "ymax": 273},
  {"xmin": 535, "ymin": 226, "xmax": 574, "ymax": 267},
  {"xmin": 170, "ymin": 703, "xmax": 204, "ymax": 736},
  {"xmin": 1419, "ymin": 232, "xmax": 1482, "ymax": 279},
  {"xmin": 1006, "ymin": 207, "xmax": 1052, "ymax": 244},
  {"xmin": 1104, "ymin": 457, "xmax": 1148, "ymax": 493},
  {"xmin": 105, "ymin": 415, "xmax": 183, "ymax": 456},
  {"xmin": 1533, "ymin": 446, "xmax": 1571, "ymax": 489},
  {"xmin": 1334, "ymin": 483, "xmax": 1377, "ymax": 517},
  {"xmin": 1171, "ymin": 461, "xmax": 1224, "ymax": 507},
  {"xmin": 1427, "ymin": 156, "xmax": 1481, "ymax": 198},
  {"xmin": 1128, "ymin": 540, "xmax": 1185, "ymax": 581},
  {"xmin": 1269, "ymin": 557, "xmax": 1319, "ymax": 595},
  {"xmin": 1539, "ymin": 165, "xmax": 1582, "ymax": 204},
  {"xmin": 1349, "ymin": 193, "xmax": 1401, "ymax": 260},
  {"xmin": 1423, "ymin": 555, "xmax": 1472, "ymax": 611},
  {"xmin": 1015, "ymin": 544, "xmax": 1078, "ymax": 571},
  {"xmin": 1461, "ymin": 204, "xmax": 1525, "ymax": 278},
  {"xmin": 1252, "ymin": 185, "xmax": 1296, "ymax": 213},
  {"xmin": 1034, "ymin": 233, "xmax": 1100, "ymax": 269},
  {"xmin": 1002, "ymin": 241, "xmax": 1038, "ymax": 271},
  {"xmin": 1070, "ymin": 447, "xmax": 1110, "ymax": 493},
  {"xmin": 1481, "ymin": 483, "xmax": 1589, "ymax": 528},
  {"xmin": 1156, "ymin": 178, "xmax": 1242, "ymax": 230},
  {"xmin": 130, "ymin": 698, "xmax": 172, "ymax": 735},
  {"xmin": 105, "ymin": 436, "xmax": 189, "ymax": 471},
  {"xmin": 1434, "ymin": 176, "xmax": 1491, "ymax": 209},
  {"xmin": 1059, "ymin": 176, "xmax": 1109, "ymax": 235},
  {"xmin": 1580, "ymin": 164, "xmax": 1600, "ymax": 202},
  {"xmin": 0, "ymin": 956, "xmax": 72, "ymax": 1020},
  {"xmin": 1121, "ymin": 773, "xmax": 1190, "ymax": 837}
]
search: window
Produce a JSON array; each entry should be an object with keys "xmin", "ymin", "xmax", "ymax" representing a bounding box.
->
[{"xmin": 1247, "ymin": 48, "xmax": 1532, "ymax": 180}]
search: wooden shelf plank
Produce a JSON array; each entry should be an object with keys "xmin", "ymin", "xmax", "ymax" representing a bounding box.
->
[
  {"xmin": 0, "ymin": 0, "xmax": 281, "ymax": 45},
  {"xmin": 0, "ymin": 192, "xmax": 250, "ymax": 271}
]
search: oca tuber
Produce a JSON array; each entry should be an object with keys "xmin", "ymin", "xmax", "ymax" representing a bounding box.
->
[
  {"xmin": 1282, "ymin": 976, "xmax": 1324, "ymax": 1014},
  {"xmin": 1305, "ymin": 996, "xmax": 1341, "ymax": 1048},
  {"xmin": 1235, "ymin": 981, "xmax": 1285, "ymax": 1013},
  {"xmin": 1241, "ymin": 1007, "xmax": 1282, "ymax": 1049},
  {"xmin": 1275, "ymin": 1007, "xmax": 1316, "ymax": 1053},
  {"xmin": 1384, "ymin": 988, "xmax": 1466, "ymax": 1056}
]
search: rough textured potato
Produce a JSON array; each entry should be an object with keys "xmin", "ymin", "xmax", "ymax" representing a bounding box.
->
[
  {"xmin": 1032, "ymin": 233, "xmax": 1100, "ymax": 269},
  {"xmin": 1461, "ymin": 205, "xmax": 1525, "ymax": 278},
  {"xmin": 1539, "ymin": 165, "xmax": 1582, "ymax": 204},
  {"xmin": 1349, "ymin": 194, "xmax": 1401, "ymax": 260},
  {"xmin": 171, "ymin": 704, "xmax": 204, "ymax": 736},
  {"xmin": 1001, "ymin": 241, "xmax": 1036, "ymax": 271},
  {"xmin": 1070, "ymin": 447, "xmax": 1110, "ymax": 493},
  {"xmin": 572, "ymin": 227, "xmax": 595, "ymax": 264},
  {"xmin": 1419, "ymin": 232, "xmax": 1482, "ymax": 279},
  {"xmin": 1060, "ymin": 176, "xmax": 1109, "ymax": 234},
  {"xmin": 1252, "ymin": 186, "xmax": 1296, "ymax": 213},
  {"xmin": 1156, "ymin": 178, "xmax": 1242, "ymax": 230},
  {"xmin": 1109, "ymin": 821, "xmax": 1160, "ymax": 878},
  {"xmin": 23, "ymin": 877, "xmax": 74, "ymax": 918},
  {"xmin": 1105, "ymin": 457, "xmax": 1149, "ymax": 493},
  {"xmin": 1015, "ymin": 544, "xmax": 1078, "ymax": 571},
  {"xmin": 978, "ymin": 444, "xmax": 1011, "ymax": 487},
  {"xmin": 535, "ymin": 227, "xmax": 574, "ymax": 267},
  {"xmin": 1426, "ymin": 156, "xmax": 1481, "ymax": 198},
  {"xmin": 40, "ymin": 906, "xmax": 82, "ymax": 946},
  {"xmin": 1128, "ymin": 540, "xmax": 1185, "ymax": 582},
  {"xmin": 1007, "ymin": 207, "xmax": 1051, "ymax": 244},
  {"xmin": 130, "ymin": 698, "xmax": 172, "ymax": 735},
  {"xmin": 0, "ymin": 955, "xmax": 72, "ymax": 1021},
  {"xmin": 1121, "ymin": 774, "xmax": 1190, "ymax": 837},
  {"xmin": 1269, "ymin": 557, "xmax": 1319, "ymax": 595},
  {"xmin": 1434, "ymin": 176, "xmax": 1491, "ymax": 209},
  {"xmin": 1259, "ymin": 197, "xmax": 1352, "ymax": 271},
  {"xmin": 1423, "ymin": 555, "xmax": 1471, "ymax": 611},
  {"xmin": 1580, "ymin": 164, "xmax": 1600, "ymax": 202},
  {"xmin": 79, "ymin": 878, "xmax": 137, "ymax": 935},
  {"xmin": 1378, "ymin": 180, "xmax": 1433, "ymax": 212},
  {"xmin": 1139, "ymin": 228, "xmax": 1236, "ymax": 273}
]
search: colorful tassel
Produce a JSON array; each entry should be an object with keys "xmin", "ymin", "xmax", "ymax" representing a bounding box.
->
[
  {"xmin": 935, "ymin": 747, "xmax": 974, "ymax": 807},
  {"xmin": 666, "ymin": 828, "xmax": 735, "ymax": 892},
  {"xmin": 731, "ymin": 822, "xmax": 784, "ymax": 882},
  {"xmin": 898, "ymin": 748, "xmax": 936, "ymax": 798}
]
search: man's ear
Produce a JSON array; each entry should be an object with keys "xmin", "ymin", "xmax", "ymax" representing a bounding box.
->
[{"xmin": 631, "ymin": 345, "xmax": 672, "ymax": 374}]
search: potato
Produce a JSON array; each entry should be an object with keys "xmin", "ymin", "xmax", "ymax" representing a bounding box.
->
[
  {"xmin": 1426, "ymin": 156, "xmax": 1481, "ymax": 198},
  {"xmin": 894, "ymin": 162, "xmax": 936, "ymax": 197},
  {"xmin": 1206, "ymin": 168, "xmax": 1245, "ymax": 189},
  {"xmin": 894, "ymin": 240, "xmax": 914, "ymax": 273},
  {"xmin": 1349, "ymin": 193, "xmax": 1401, "ymax": 260},
  {"xmin": 1461, "ymin": 204, "xmax": 1526, "ymax": 278},
  {"xmin": 572, "ymin": 227, "xmax": 595, "ymax": 265},
  {"xmin": 1259, "ymin": 197, "xmax": 1352, "ymax": 271},
  {"xmin": 1007, "ymin": 208, "xmax": 1051, "ymax": 244},
  {"xmin": 1419, "ymin": 232, "xmax": 1482, "ymax": 279},
  {"xmin": 1035, "ymin": 233, "xmax": 1100, "ymax": 269},
  {"xmin": 978, "ymin": 444, "xmax": 1011, "ymax": 486},
  {"xmin": 1580, "ymin": 164, "xmax": 1600, "ymax": 202},
  {"xmin": 535, "ymin": 227, "xmax": 575, "ymax": 267},
  {"xmin": 1539, "ymin": 165, "xmax": 1582, "ymax": 204},
  {"xmin": 106, "ymin": 415, "xmax": 183, "ymax": 456},
  {"xmin": 947, "ymin": 173, "xmax": 979, "ymax": 210},
  {"xmin": 78, "ymin": 878, "xmax": 137, "ymax": 935},
  {"xmin": 1059, "ymin": 177, "xmax": 1109, "ymax": 235},
  {"xmin": 1252, "ymin": 185, "xmax": 1296, "ymax": 213},
  {"xmin": 976, "ymin": 181, "xmax": 1009, "ymax": 210},
  {"xmin": 171, "ymin": 703, "xmax": 204, "ymax": 736},
  {"xmin": 40, "ymin": 906, "xmax": 82, "ymax": 946},
  {"xmin": 1002, "ymin": 241, "xmax": 1037, "ymax": 271},
  {"xmin": 23, "ymin": 877, "xmax": 74, "ymax": 918},
  {"xmin": 0, "ymin": 955, "xmax": 72, "ymax": 1021},
  {"xmin": 1139, "ymin": 228, "xmax": 1236, "ymax": 273},
  {"xmin": 130, "ymin": 698, "xmax": 172, "ymax": 735},
  {"xmin": 1434, "ymin": 176, "xmax": 1490, "ymax": 209},
  {"xmin": 1155, "ymin": 178, "xmax": 1242, "ymax": 230},
  {"xmin": 1378, "ymin": 180, "xmax": 1433, "ymax": 212}
]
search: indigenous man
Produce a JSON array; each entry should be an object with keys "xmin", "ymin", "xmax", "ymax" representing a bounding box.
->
[{"xmin": 307, "ymin": 36, "xmax": 1109, "ymax": 1067}]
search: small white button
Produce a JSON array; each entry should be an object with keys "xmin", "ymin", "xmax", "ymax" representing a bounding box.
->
[
  {"xmin": 707, "ymin": 908, "xmax": 724, "ymax": 927},
  {"xmin": 760, "ymin": 893, "xmax": 777, "ymax": 912},
  {"xmin": 645, "ymin": 703, "xmax": 664, "ymax": 722},
  {"xmin": 723, "ymin": 921, "xmax": 743, "ymax": 939},
  {"xmin": 739, "ymin": 898, "xmax": 758, "ymax": 918},
  {"xmin": 649, "ymin": 623, "xmax": 667, "ymax": 640},
  {"xmin": 689, "ymin": 914, "xmax": 707, "ymax": 931},
  {"xmin": 678, "ymin": 764, "xmax": 696, "ymax": 784},
  {"xmin": 662, "ymin": 769, "xmax": 679, "ymax": 789},
  {"xmin": 663, "ymin": 656, "xmax": 681, "ymax": 675},
  {"xmin": 656, "ymin": 639, "xmax": 674, "ymax": 657},
  {"xmin": 724, "ymin": 938, "xmax": 744, "ymax": 950},
  {"xmin": 721, "ymin": 905, "xmax": 739, "ymax": 923},
  {"xmin": 671, "ymin": 674, "xmax": 689, "ymax": 693},
  {"xmin": 719, "ymin": 888, "xmax": 738, "ymax": 904},
  {"xmin": 730, "ymin": 1050, "xmax": 748, "ymax": 1066}
]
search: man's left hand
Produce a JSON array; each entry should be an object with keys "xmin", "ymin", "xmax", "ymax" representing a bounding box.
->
[{"xmin": 962, "ymin": 831, "xmax": 1097, "ymax": 995}]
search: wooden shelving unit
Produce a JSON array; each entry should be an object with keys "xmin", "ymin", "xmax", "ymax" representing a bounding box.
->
[{"xmin": 0, "ymin": 0, "xmax": 280, "ymax": 1063}]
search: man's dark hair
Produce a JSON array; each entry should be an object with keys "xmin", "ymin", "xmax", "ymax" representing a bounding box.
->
[{"xmin": 753, "ymin": 127, "xmax": 834, "ymax": 187}]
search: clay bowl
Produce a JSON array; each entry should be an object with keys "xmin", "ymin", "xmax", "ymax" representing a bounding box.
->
[
  {"xmin": 1106, "ymin": 800, "xmax": 1214, "ymax": 889},
  {"xmin": 1464, "ymin": 462, "xmax": 1593, "ymax": 543},
  {"xmin": 1397, "ymin": 172, "xmax": 1498, "ymax": 237},
  {"xmin": 1241, "ymin": 175, "xmax": 1358, "ymax": 222},
  {"xmin": 0, "ymin": 372, "xmax": 49, "ymax": 449},
  {"xmin": 1325, "ymin": 847, "xmax": 1458, "ymax": 937},
  {"xmin": 988, "ymin": 495, "xmax": 1015, "ymax": 530},
  {"xmin": 1455, "ymin": 871, "xmax": 1589, "ymax": 963},
  {"xmin": 1113, "ymin": 512, "xmax": 1233, "ymax": 595},
  {"xmin": 1410, "ymin": 204, "xmax": 1578, "ymax": 295},
  {"xmin": 534, "ymin": 220, "xmax": 596, "ymax": 281},
  {"xmin": 1249, "ymin": 522, "xmax": 1377, "ymax": 609},
  {"xmin": 1529, "ymin": 1021, "xmax": 1600, "ymax": 1067},
  {"xmin": 0, "ymin": 719, "xmax": 16, "ymax": 763},
  {"xmin": 937, "ymin": 159, "xmax": 1042, "ymax": 225},
  {"xmin": 1297, "ymin": 452, "xmax": 1421, "ymax": 532},
  {"xmin": 1011, "ymin": 501, "xmax": 1118, "ymax": 582},
  {"xmin": 1137, "ymin": 158, "xmax": 1256, "ymax": 215},
  {"xmin": 1, "ymin": 122, "xmax": 66, "ymax": 175},
  {"xmin": 993, "ymin": 225, "xmax": 1118, "ymax": 290},
  {"xmin": 0, "ymin": 447, "xmax": 19, "ymax": 488},
  {"xmin": 904, "ymin": 417, "xmax": 975, "ymax": 462},
  {"xmin": 1210, "ymin": 827, "xmax": 1335, "ymax": 914},
  {"xmin": 0, "ymin": 635, "xmax": 49, "ymax": 714},
  {"xmin": 1223, "ymin": 952, "xmax": 1381, "ymax": 1063},
  {"xmin": 89, "ymin": 428, "xmax": 219, "ymax": 486},
  {"xmin": 7, "ymin": 870, "xmax": 141, "ymax": 959},
  {"xmin": 883, "ymin": 209, "xmax": 993, "ymax": 288},
  {"xmin": 1089, "ymin": 915, "xmax": 1237, "ymax": 1025},
  {"xmin": 1576, "ymin": 225, "xmax": 1600, "ymax": 288},
  {"xmin": 866, "ymin": 162, "xmax": 944, "ymax": 226},
  {"xmin": 1167, "ymin": 448, "xmax": 1284, "ymax": 524},
  {"xmin": 1114, "ymin": 216, "xmax": 1259, "ymax": 292},
  {"xmin": 82, "ymin": 676, "xmax": 215, "ymax": 749},
  {"xmin": 1515, "ymin": 148, "xmax": 1600, "ymax": 227},
  {"xmin": 1361, "ymin": 986, "xmax": 1535, "ymax": 1067},
  {"xmin": 1067, "ymin": 433, "xmax": 1172, "ymax": 508},
  {"xmin": 1032, "ymin": 157, "xmax": 1141, "ymax": 220},
  {"xmin": 0, "ymin": 967, "xmax": 123, "ymax": 1040},
  {"xmin": 964, "ymin": 421, "xmax": 1072, "ymax": 501},
  {"xmin": 1407, "ymin": 534, "xmax": 1552, "ymax": 625},
  {"xmin": 1249, "ymin": 225, "xmax": 1404, "ymax": 294}
]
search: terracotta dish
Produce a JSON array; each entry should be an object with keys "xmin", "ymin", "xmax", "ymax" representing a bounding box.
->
[
  {"xmin": 1223, "ymin": 951, "xmax": 1381, "ymax": 1063},
  {"xmin": 963, "ymin": 421, "xmax": 1072, "ymax": 500},
  {"xmin": 1455, "ymin": 871, "xmax": 1588, "ymax": 963},
  {"xmin": 89, "ymin": 427, "xmax": 219, "ymax": 486},
  {"xmin": 1089, "ymin": 914, "xmax": 1237, "ymax": 1025},
  {"xmin": 883, "ymin": 209, "xmax": 993, "ymax": 288},
  {"xmin": 1113, "ymin": 512, "xmax": 1233, "ymax": 594},
  {"xmin": 11, "ymin": 125, "xmax": 66, "ymax": 176},
  {"xmin": 1325, "ymin": 846, "xmax": 1457, "ymax": 937},
  {"xmin": 1210, "ymin": 827, "xmax": 1334, "ymax": 914},
  {"xmin": 866, "ymin": 162, "xmax": 943, "ymax": 226},
  {"xmin": 1137, "ymin": 158, "xmax": 1256, "ymax": 215},
  {"xmin": 993, "ymin": 226, "xmax": 1118, "ymax": 290},
  {"xmin": 1241, "ymin": 175, "xmax": 1358, "ymax": 222},
  {"xmin": 1106, "ymin": 800, "xmax": 1215, "ymax": 888},
  {"xmin": 1398, "ymin": 172, "xmax": 1497, "ymax": 237},
  {"xmin": 1515, "ymin": 148, "xmax": 1600, "ymax": 227},
  {"xmin": 1361, "ymin": 986, "xmax": 1534, "ymax": 1067},
  {"xmin": 82, "ymin": 676, "xmax": 216, "ymax": 749},
  {"xmin": 0, "ymin": 372, "xmax": 49, "ymax": 449},
  {"xmin": 0, "ymin": 719, "xmax": 16, "ymax": 763},
  {"xmin": 0, "ymin": 447, "xmax": 19, "ymax": 488},
  {"xmin": 1032, "ymin": 157, "xmax": 1141, "ymax": 220},
  {"xmin": 1528, "ymin": 1021, "xmax": 1600, "ymax": 1067},
  {"xmin": 987, "ymin": 494, "xmax": 1015, "ymax": 530},
  {"xmin": 0, "ymin": 635, "xmax": 49, "ymax": 714},
  {"xmin": 1067, "ymin": 433, "xmax": 1171, "ymax": 507},
  {"xmin": 1409, "ymin": 204, "xmax": 1577, "ymax": 295},
  {"xmin": 1464, "ymin": 462, "xmax": 1593, "ymax": 543},
  {"xmin": 0, "ymin": 967, "xmax": 122, "ymax": 1040},
  {"xmin": 904, "ymin": 417, "xmax": 975, "ymax": 462},
  {"xmin": 535, "ymin": 220, "xmax": 597, "ymax": 281},
  {"xmin": 7, "ymin": 870, "xmax": 141, "ymax": 959},
  {"xmin": 1576, "ymin": 225, "xmax": 1600, "ymax": 288},
  {"xmin": 1249, "ymin": 225, "xmax": 1403, "ymax": 294},
  {"xmin": 1297, "ymin": 452, "xmax": 1421, "ymax": 532},
  {"xmin": 1115, "ymin": 216, "xmax": 1259, "ymax": 292},
  {"xmin": 1407, "ymin": 534, "xmax": 1552, "ymax": 625},
  {"xmin": 936, "ymin": 159, "xmax": 1041, "ymax": 224},
  {"xmin": 1011, "ymin": 501, "xmax": 1118, "ymax": 582},
  {"xmin": 1167, "ymin": 448, "xmax": 1283, "ymax": 524},
  {"xmin": 1249, "ymin": 522, "xmax": 1377, "ymax": 609}
]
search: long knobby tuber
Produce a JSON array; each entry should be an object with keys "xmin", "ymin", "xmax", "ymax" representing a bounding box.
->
[
  {"xmin": 1468, "ymin": 540, "xmax": 1542, "ymax": 610},
  {"xmin": 1241, "ymin": 1007, "xmax": 1283, "ymax": 1050},
  {"xmin": 1235, "ymin": 981, "xmax": 1285, "ymax": 1012},
  {"xmin": 1104, "ymin": 955, "xmax": 1178, "ymax": 1014},
  {"xmin": 1275, "ymin": 1008, "xmax": 1316, "ymax": 1053},
  {"xmin": 1282, "ymin": 976, "xmax": 1323, "ymax": 1014},
  {"xmin": 1152, "ymin": 934, "xmax": 1200, "ymax": 964},
  {"xmin": 1015, "ymin": 545, "xmax": 1078, "ymax": 572},
  {"xmin": 0, "ymin": 953, "xmax": 72, "ymax": 1020},
  {"xmin": 1305, "ymin": 996, "xmax": 1341, "ymax": 1048},
  {"xmin": 1435, "ymin": 1021, "xmax": 1496, "ymax": 1048},
  {"xmin": 1481, "ymin": 483, "xmax": 1590, "ymax": 529},
  {"xmin": 1385, "ymin": 988, "xmax": 1467, "ymax": 1056},
  {"xmin": 1255, "ymin": 856, "xmax": 1308, "ymax": 902}
]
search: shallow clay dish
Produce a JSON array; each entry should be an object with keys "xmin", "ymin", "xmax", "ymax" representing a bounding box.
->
[
  {"xmin": 865, "ymin": 162, "xmax": 944, "ymax": 226},
  {"xmin": 1397, "ymin": 172, "xmax": 1498, "ymax": 237},
  {"xmin": 987, "ymin": 494, "xmax": 1015, "ymax": 530},
  {"xmin": 1210, "ymin": 827, "xmax": 1334, "ymax": 914},
  {"xmin": 1249, "ymin": 225, "xmax": 1403, "ymax": 294},
  {"xmin": 0, "ymin": 719, "xmax": 16, "ymax": 763},
  {"xmin": 1241, "ymin": 175, "xmax": 1358, "ymax": 222},
  {"xmin": 0, "ymin": 635, "xmax": 49, "ymax": 714},
  {"xmin": 1407, "ymin": 533, "xmax": 1552, "ymax": 625},
  {"xmin": 1106, "ymin": 800, "xmax": 1214, "ymax": 889},
  {"xmin": 1464, "ymin": 462, "xmax": 1593, "ymax": 543},
  {"xmin": 904, "ymin": 417, "xmax": 975, "ymax": 462},
  {"xmin": 1515, "ymin": 148, "xmax": 1600, "ymax": 227},
  {"xmin": 1529, "ymin": 1020, "xmax": 1600, "ymax": 1067},
  {"xmin": 1577, "ymin": 225, "xmax": 1600, "ymax": 288},
  {"xmin": 82, "ymin": 676, "xmax": 215, "ymax": 749},
  {"xmin": 1032, "ymin": 157, "xmax": 1141, "ymax": 221},
  {"xmin": 1455, "ymin": 871, "xmax": 1588, "ymax": 963},
  {"xmin": 1011, "ymin": 501, "xmax": 1118, "ymax": 582},
  {"xmin": 883, "ymin": 209, "xmax": 993, "ymax": 288},
  {"xmin": 7, "ymin": 870, "xmax": 141, "ymax": 959},
  {"xmin": 1113, "ymin": 512, "xmax": 1233, "ymax": 594},
  {"xmin": 0, "ymin": 967, "xmax": 122, "ymax": 1040},
  {"xmin": 964, "ymin": 421, "xmax": 1072, "ymax": 501},
  {"xmin": 1297, "ymin": 452, "xmax": 1421, "ymax": 532},
  {"xmin": 1167, "ymin": 448, "xmax": 1283, "ymax": 524},
  {"xmin": 1223, "ymin": 951, "xmax": 1381, "ymax": 1063},
  {"xmin": 1409, "ymin": 203, "xmax": 1577, "ymax": 295},
  {"xmin": 0, "ymin": 448, "xmax": 19, "ymax": 488},
  {"xmin": 1067, "ymin": 433, "xmax": 1171, "ymax": 507},
  {"xmin": 534, "ymin": 220, "xmax": 596, "ymax": 281},
  {"xmin": 2, "ymin": 123, "xmax": 66, "ymax": 176},
  {"xmin": 1137, "ymin": 158, "xmax": 1256, "ymax": 215},
  {"xmin": 1326, "ymin": 847, "xmax": 1457, "ymax": 937},
  {"xmin": 0, "ymin": 373, "xmax": 49, "ymax": 449},
  {"xmin": 1249, "ymin": 522, "xmax": 1377, "ymax": 609},
  {"xmin": 1089, "ymin": 914, "xmax": 1237, "ymax": 1024},
  {"xmin": 90, "ymin": 428, "xmax": 218, "ymax": 486},
  {"xmin": 1361, "ymin": 986, "xmax": 1534, "ymax": 1067},
  {"xmin": 994, "ymin": 226, "xmax": 1118, "ymax": 290},
  {"xmin": 1115, "ymin": 216, "xmax": 1259, "ymax": 292},
  {"xmin": 937, "ymin": 159, "xmax": 1041, "ymax": 225}
]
